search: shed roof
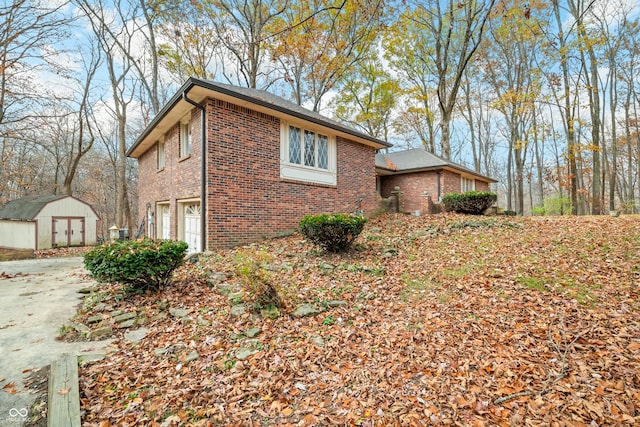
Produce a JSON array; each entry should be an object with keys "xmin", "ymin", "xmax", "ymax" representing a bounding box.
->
[
  {"xmin": 127, "ymin": 77, "xmax": 392, "ymax": 158},
  {"xmin": 0, "ymin": 195, "xmax": 70, "ymax": 220},
  {"xmin": 375, "ymin": 148, "xmax": 497, "ymax": 183}
]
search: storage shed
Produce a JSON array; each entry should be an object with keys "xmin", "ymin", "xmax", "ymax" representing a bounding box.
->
[{"xmin": 0, "ymin": 195, "xmax": 99, "ymax": 250}]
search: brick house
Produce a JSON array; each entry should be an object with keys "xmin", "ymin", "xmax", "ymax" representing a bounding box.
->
[
  {"xmin": 376, "ymin": 148, "xmax": 497, "ymax": 214},
  {"xmin": 127, "ymin": 78, "xmax": 391, "ymax": 252}
]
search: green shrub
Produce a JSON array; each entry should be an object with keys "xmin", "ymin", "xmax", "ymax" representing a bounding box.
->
[
  {"xmin": 503, "ymin": 210, "xmax": 517, "ymax": 216},
  {"xmin": 234, "ymin": 248, "xmax": 282, "ymax": 312},
  {"xmin": 441, "ymin": 191, "xmax": 497, "ymax": 215},
  {"xmin": 299, "ymin": 213, "xmax": 367, "ymax": 252},
  {"xmin": 531, "ymin": 206, "xmax": 546, "ymax": 216},
  {"xmin": 84, "ymin": 239, "xmax": 188, "ymax": 292},
  {"xmin": 543, "ymin": 196, "xmax": 573, "ymax": 215}
]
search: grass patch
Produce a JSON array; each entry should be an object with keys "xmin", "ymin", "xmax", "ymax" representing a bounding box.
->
[{"xmin": 516, "ymin": 276, "xmax": 548, "ymax": 292}]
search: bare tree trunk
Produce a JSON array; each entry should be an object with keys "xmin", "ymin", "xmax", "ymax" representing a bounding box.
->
[{"xmin": 552, "ymin": 0, "xmax": 578, "ymax": 214}]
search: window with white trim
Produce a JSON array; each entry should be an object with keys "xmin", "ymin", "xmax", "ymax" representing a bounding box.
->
[
  {"xmin": 157, "ymin": 139, "xmax": 165, "ymax": 169},
  {"xmin": 180, "ymin": 121, "xmax": 191, "ymax": 157},
  {"xmin": 461, "ymin": 177, "xmax": 475, "ymax": 192},
  {"xmin": 281, "ymin": 123, "xmax": 336, "ymax": 185}
]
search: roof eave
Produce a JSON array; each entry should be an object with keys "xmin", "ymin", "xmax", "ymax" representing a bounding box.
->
[
  {"xmin": 127, "ymin": 78, "xmax": 392, "ymax": 158},
  {"xmin": 375, "ymin": 164, "xmax": 498, "ymax": 183}
]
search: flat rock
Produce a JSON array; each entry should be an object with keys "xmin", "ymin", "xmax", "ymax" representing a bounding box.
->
[
  {"xmin": 169, "ymin": 307, "xmax": 189, "ymax": 319},
  {"xmin": 71, "ymin": 322, "xmax": 90, "ymax": 334},
  {"xmin": 236, "ymin": 348, "xmax": 258, "ymax": 360},
  {"xmin": 231, "ymin": 304, "xmax": 246, "ymax": 317},
  {"xmin": 124, "ymin": 328, "xmax": 149, "ymax": 343},
  {"xmin": 117, "ymin": 319, "xmax": 136, "ymax": 329},
  {"xmin": 184, "ymin": 350, "xmax": 199, "ymax": 363},
  {"xmin": 207, "ymin": 272, "xmax": 228, "ymax": 284},
  {"xmin": 87, "ymin": 326, "xmax": 113, "ymax": 339},
  {"xmin": 87, "ymin": 314, "xmax": 104, "ymax": 324},
  {"xmin": 325, "ymin": 300, "xmax": 347, "ymax": 307},
  {"xmin": 292, "ymin": 303, "xmax": 322, "ymax": 318},
  {"xmin": 113, "ymin": 312, "xmax": 137, "ymax": 323},
  {"xmin": 227, "ymin": 291, "xmax": 244, "ymax": 304},
  {"xmin": 92, "ymin": 303, "xmax": 108, "ymax": 312},
  {"xmin": 245, "ymin": 328, "xmax": 261, "ymax": 338},
  {"xmin": 77, "ymin": 286, "xmax": 98, "ymax": 294}
]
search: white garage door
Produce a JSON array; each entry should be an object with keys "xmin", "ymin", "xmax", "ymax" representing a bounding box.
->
[{"xmin": 184, "ymin": 203, "xmax": 201, "ymax": 254}]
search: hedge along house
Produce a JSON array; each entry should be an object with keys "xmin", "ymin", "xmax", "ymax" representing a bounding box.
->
[
  {"xmin": 127, "ymin": 78, "xmax": 391, "ymax": 252},
  {"xmin": 376, "ymin": 148, "xmax": 498, "ymax": 214},
  {"xmin": 0, "ymin": 194, "xmax": 100, "ymax": 250}
]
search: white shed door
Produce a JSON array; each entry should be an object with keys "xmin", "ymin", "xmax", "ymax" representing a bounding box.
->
[{"xmin": 184, "ymin": 204, "xmax": 201, "ymax": 254}]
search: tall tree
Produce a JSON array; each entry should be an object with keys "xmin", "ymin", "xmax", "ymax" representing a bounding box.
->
[
  {"xmin": 202, "ymin": 0, "xmax": 288, "ymax": 89},
  {"xmin": 0, "ymin": 0, "xmax": 71, "ymax": 134},
  {"xmin": 385, "ymin": 6, "xmax": 439, "ymax": 152},
  {"xmin": 331, "ymin": 56, "xmax": 399, "ymax": 141},
  {"xmin": 406, "ymin": 0, "xmax": 495, "ymax": 159},
  {"xmin": 569, "ymin": 0, "xmax": 603, "ymax": 214},
  {"xmin": 270, "ymin": 0, "xmax": 385, "ymax": 110},
  {"xmin": 75, "ymin": 0, "xmax": 138, "ymax": 230},
  {"xmin": 484, "ymin": 0, "xmax": 545, "ymax": 214},
  {"xmin": 546, "ymin": 0, "xmax": 580, "ymax": 213}
]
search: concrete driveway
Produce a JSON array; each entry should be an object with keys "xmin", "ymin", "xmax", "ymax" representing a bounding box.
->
[{"xmin": 0, "ymin": 257, "xmax": 113, "ymax": 426}]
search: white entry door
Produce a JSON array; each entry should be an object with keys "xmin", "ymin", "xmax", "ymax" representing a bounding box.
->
[
  {"xmin": 184, "ymin": 203, "xmax": 201, "ymax": 254},
  {"xmin": 161, "ymin": 206, "xmax": 170, "ymax": 239}
]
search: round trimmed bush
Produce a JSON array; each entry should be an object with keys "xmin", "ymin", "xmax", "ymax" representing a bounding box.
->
[
  {"xmin": 442, "ymin": 191, "xmax": 497, "ymax": 215},
  {"xmin": 299, "ymin": 213, "xmax": 367, "ymax": 252},
  {"xmin": 84, "ymin": 239, "xmax": 188, "ymax": 292}
]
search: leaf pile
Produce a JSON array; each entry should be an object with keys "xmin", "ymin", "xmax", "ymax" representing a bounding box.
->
[{"xmin": 79, "ymin": 214, "xmax": 640, "ymax": 426}]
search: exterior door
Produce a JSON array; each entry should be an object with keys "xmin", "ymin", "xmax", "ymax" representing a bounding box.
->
[
  {"xmin": 161, "ymin": 206, "xmax": 170, "ymax": 239},
  {"xmin": 184, "ymin": 204, "xmax": 201, "ymax": 254},
  {"xmin": 52, "ymin": 217, "xmax": 85, "ymax": 247}
]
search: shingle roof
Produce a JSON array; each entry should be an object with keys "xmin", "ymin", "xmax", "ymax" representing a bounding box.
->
[
  {"xmin": 0, "ymin": 195, "xmax": 67, "ymax": 220},
  {"xmin": 127, "ymin": 77, "xmax": 391, "ymax": 157},
  {"xmin": 376, "ymin": 148, "xmax": 497, "ymax": 182}
]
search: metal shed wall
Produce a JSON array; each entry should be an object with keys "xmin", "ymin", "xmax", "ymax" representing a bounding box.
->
[
  {"xmin": 0, "ymin": 220, "xmax": 37, "ymax": 250},
  {"xmin": 35, "ymin": 198, "xmax": 99, "ymax": 248}
]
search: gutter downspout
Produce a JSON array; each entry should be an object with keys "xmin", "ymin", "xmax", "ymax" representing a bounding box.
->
[
  {"xmin": 182, "ymin": 90, "xmax": 207, "ymax": 253},
  {"xmin": 437, "ymin": 170, "xmax": 442, "ymax": 202}
]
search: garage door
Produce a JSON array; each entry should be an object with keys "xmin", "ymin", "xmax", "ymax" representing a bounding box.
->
[{"xmin": 184, "ymin": 204, "xmax": 201, "ymax": 254}]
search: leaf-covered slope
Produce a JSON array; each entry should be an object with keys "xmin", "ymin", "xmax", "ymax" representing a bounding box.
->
[{"xmin": 79, "ymin": 214, "xmax": 640, "ymax": 426}]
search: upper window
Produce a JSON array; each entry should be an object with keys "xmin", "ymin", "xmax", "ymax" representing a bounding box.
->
[
  {"xmin": 287, "ymin": 126, "xmax": 329, "ymax": 170},
  {"xmin": 281, "ymin": 123, "xmax": 336, "ymax": 185},
  {"xmin": 157, "ymin": 139, "xmax": 165, "ymax": 169},
  {"xmin": 462, "ymin": 177, "xmax": 475, "ymax": 192},
  {"xmin": 180, "ymin": 121, "xmax": 191, "ymax": 157}
]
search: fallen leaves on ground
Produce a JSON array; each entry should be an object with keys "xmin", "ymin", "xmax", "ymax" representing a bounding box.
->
[{"xmin": 79, "ymin": 214, "xmax": 640, "ymax": 426}]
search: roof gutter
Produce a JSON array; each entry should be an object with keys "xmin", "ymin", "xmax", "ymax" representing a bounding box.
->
[{"xmin": 182, "ymin": 89, "xmax": 207, "ymax": 253}]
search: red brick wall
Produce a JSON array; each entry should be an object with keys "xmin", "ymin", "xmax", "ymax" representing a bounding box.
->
[
  {"xmin": 378, "ymin": 170, "xmax": 492, "ymax": 214},
  {"xmin": 475, "ymin": 180, "xmax": 490, "ymax": 191},
  {"xmin": 139, "ymin": 97, "xmax": 379, "ymax": 249},
  {"xmin": 379, "ymin": 171, "xmax": 440, "ymax": 213},
  {"xmin": 441, "ymin": 170, "xmax": 462, "ymax": 196},
  {"xmin": 138, "ymin": 109, "xmax": 202, "ymax": 239},
  {"xmin": 204, "ymin": 98, "xmax": 378, "ymax": 248}
]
